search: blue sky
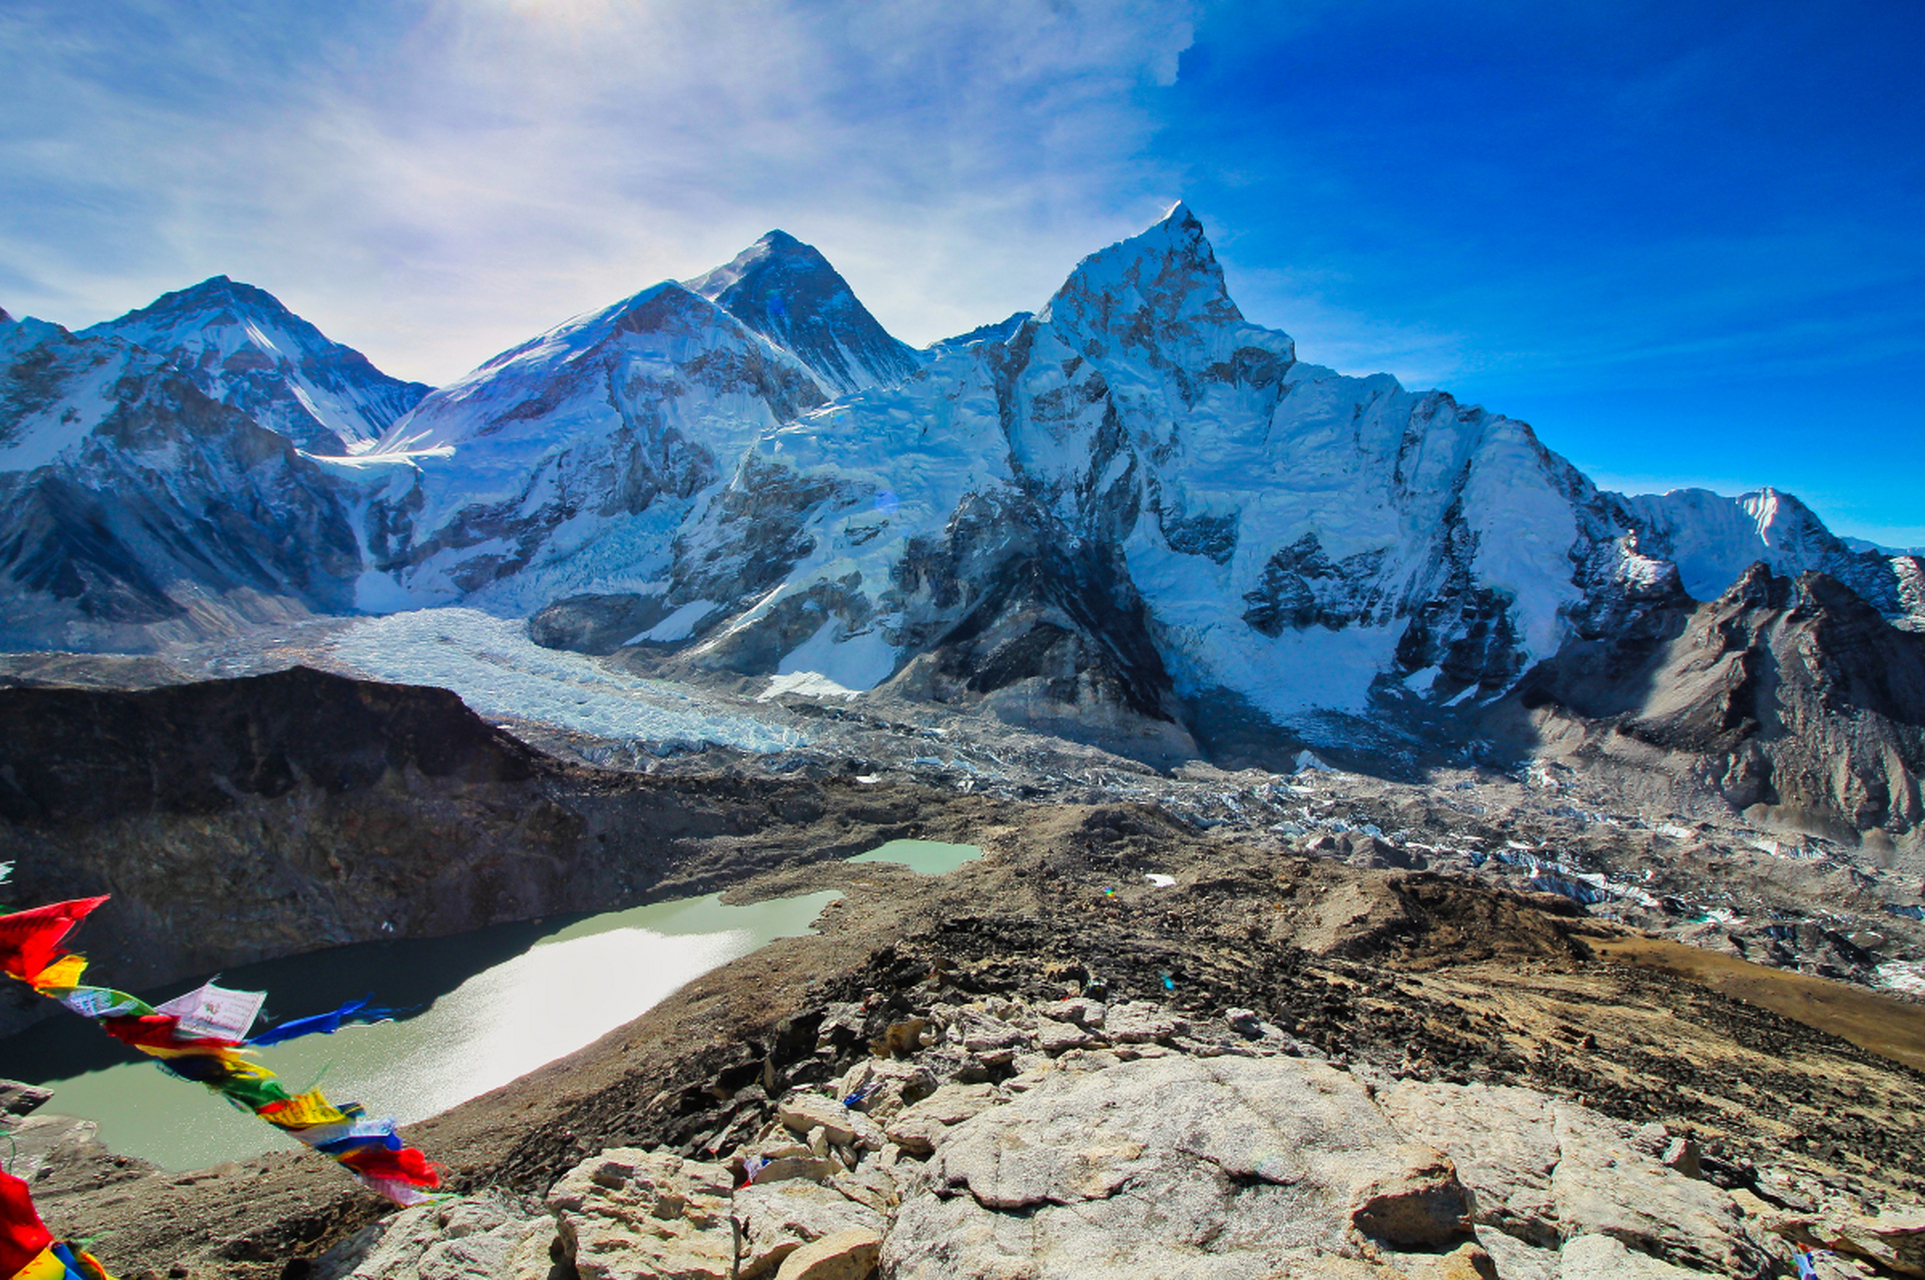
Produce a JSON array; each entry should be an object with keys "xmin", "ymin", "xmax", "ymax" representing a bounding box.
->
[{"xmin": 3, "ymin": 0, "xmax": 1920, "ymax": 544}]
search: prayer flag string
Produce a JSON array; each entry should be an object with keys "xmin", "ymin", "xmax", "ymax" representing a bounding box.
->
[{"xmin": 0, "ymin": 896, "xmax": 439, "ymax": 1206}]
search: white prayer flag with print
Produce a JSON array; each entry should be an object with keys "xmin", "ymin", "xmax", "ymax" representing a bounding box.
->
[{"xmin": 156, "ymin": 981, "xmax": 266, "ymax": 1041}]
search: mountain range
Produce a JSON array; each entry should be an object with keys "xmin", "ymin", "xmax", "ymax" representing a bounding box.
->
[{"xmin": 4, "ymin": 204, "xmax": 1921, "ymax": 844}]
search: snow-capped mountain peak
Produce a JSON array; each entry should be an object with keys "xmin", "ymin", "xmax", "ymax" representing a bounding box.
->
[
  {"xmin": 351, "ymin": 275, "xmax": 835, "ymax": 610},
  {"xmin": 1038, "ymin": 201, "xmax": 1271, "ymax": 366},
  {"xmin": 685, "ymin": 230, "xmax": 924, "ymax": 396},
  {"xmin": 5, "ymin": 204, "xmax": 1922, "ymax": 813},
  {"xmin": 82, "ymin": 276, "xmax": 428, "ymax": 456},
  {"xmin": 1611, "ymin": 484, "xmax": 1918, "ymax": 618}
]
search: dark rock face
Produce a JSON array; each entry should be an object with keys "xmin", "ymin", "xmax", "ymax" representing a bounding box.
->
[
  {"xmin": 1243, "ymin": 533, "xmax": 1388, "ymax": 635},
  {"xmin": 0, "ymin": 668, "xmax": 949, "ymax": 1021},
  {"xmin": 0, "ymin": 474, "xmax": 184, "ymax": 623},
  {"xmin": 0, "ymin": 666, "xmax": 541, "ymax": 824},
  {"xmin": 921, "ymin": 543, "xmax": 1177, "ymax": 724},
  {"xmin": 528, "ymin": 593, "xmax": 675, "ymax": 655},
  {"xmin": 1512, "ymin": 564, "xmax": 1925, "ymax": 840}
]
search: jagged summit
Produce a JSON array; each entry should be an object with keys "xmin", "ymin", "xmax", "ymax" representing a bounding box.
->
[
  {"xmin": 685, "ymin": 230, "xmax": 923, "ymax": 395},
  {"xmin": 1038, "ymin": 202, "xmax": 1279, "ymax": 366},
  {"xmin": 83, "ymin": 275, "xmax": 428, "ymax": 455},
  {"xmin": 0, "ymin": 306, "xmax": 12, "ymax": 325}
]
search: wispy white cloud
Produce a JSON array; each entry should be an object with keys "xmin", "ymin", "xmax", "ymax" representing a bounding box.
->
[{"xmin": 0, "ymin": 0, "xmax": 1197, "ymax": 383}]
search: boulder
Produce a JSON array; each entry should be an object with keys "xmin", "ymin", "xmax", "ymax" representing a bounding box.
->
[
  {"xmin": 1548, "ymin": 1103, "xmax": 1762, "ymax": 1274},
  {"xmin": 1104, "ymin": 1000, "xmax": 1181, "ymax": 1044},
  {"xmin": 312, "ymin": 1191, "xmax": 553, "ymax": 1280},
  {"xmin": 1347, "ymin": 1145, "xmax": 1476, "ymax": 1248},
  {"xmin": 828, "ymin": 1162, "xmax": 900, "ymax": 1215},
  {"xmin": 1771, "ymin": 1203, "xmax": 1925, "ymax": 1277},
  {"xmin": 1224, "ymin": 1008, "xmax": 1264, "ymax": 1038},
  {"xmin": 748, "ymin": 1155, "xmax": 844, "ymax": 1185},
  {"xmin": 876, "ymin": 1017, "xmax": 928, "ymax": 1056},
  {"xmin": 772, "ymin": 1227, "xmax": 882, "ymax": 1280},
  {"xmin": 735, "ymin": 1178, "xmax": 887, "ymax": 1279},
  {"xmin": 1377, "ymin": 1081, "xmax": 1560, "ymax": 1246},
  {"xmin": 833, "ymin": 1059, "xmax": 937, "ymax": 1121},
  {"xmin": 946, "ymin": 1006, "xmax": 1030, "ymax": 1064},
  {"xmin": 884, "ymin": 1054, "xmax": 1420, "ymax": 1278},
  {"xmin": 883, "ymin": 1083, "xmax": 1005, "ymax": 1156},
  {"xmin": 1411, "ymin": 1242, "xmax": 1498, "ymax": 1280},
  {"xmin": 1556, "ymin": 1232, "xmax": 1726, "ymax": 1279},
  {"xmin": 1473, "ymin": 1229, "xmax": 1560, "ymax": 1280},
  {"xmin": 780, "ymin": 1092, "xmax": 884, "ymax": 1149},
  {"xmin": 1378, "ymin": 1079, "xmax": 1766, "ymax": 1273},
  {"xmin": 1032, "ymin": 1015, "xmax": 1093, "ymax": 1054},
  {"xmin": 545, "ymin": 1149, "xmax": 737, "ymax": 1280},
  {"xmin": 1040, "ymin": 997, "xmax": 1106, "ymax": 1028}
]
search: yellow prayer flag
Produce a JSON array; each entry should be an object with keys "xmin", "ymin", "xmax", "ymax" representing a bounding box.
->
[
  {"xmin": 29, "ymin": 953, "xmax": 87, "ymax": 992},
  {"xmin": 260, "ymin": 1088, "xmax": 349, "ymax": 1129},
  {"xmin": 15, "ymin": 1247, "xmax": 75, "ymax": 1280}
]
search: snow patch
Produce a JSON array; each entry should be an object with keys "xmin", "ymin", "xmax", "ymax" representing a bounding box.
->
[
  {"xmin": 776, "ymin": 622, "xmax": 899, "ymax": 692},
  {"xmin": 1876, "ymin": 960, "xmax": 1925, "ymax": 996},
  {"xmin": 760, "ymin": 671, "xmax": 863, "ymax": 701},
  {"xmin": 629, "ymin": 599, "xmax": 718, "ymax": 645}
]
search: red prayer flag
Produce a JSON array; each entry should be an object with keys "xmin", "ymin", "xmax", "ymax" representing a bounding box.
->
[
  {"xmin": 0, "ymin": 896, "xmax": 109, "ymax": 985},
  {"xmin": 337, "ymin": 1144, "xmax": 440, "ymax": 1188},
  {"xmin": 96, "ymin": 1014, "xmax": 236, "ymax": 1053},
  {"xmin": 0, "ymin": 1171, "xmax": 55, "ymax": 1275}
]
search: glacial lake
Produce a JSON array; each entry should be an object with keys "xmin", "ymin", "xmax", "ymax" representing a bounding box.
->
[
  {"xmin": 845, "ymin": 838, "xmax": 983, "ymax": 875},
  {"xmin": 0, "ymin": 889, "xmax": 840, "ymax": 1171}
]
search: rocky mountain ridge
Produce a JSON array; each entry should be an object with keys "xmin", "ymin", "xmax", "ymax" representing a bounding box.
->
[
  {"xmin": 684, "ymin": 230, "xmax": 926, "ymax": 396},
  {"xmin": 4, "ymin": 210, "xmax": 1922, "ymax": 844}
]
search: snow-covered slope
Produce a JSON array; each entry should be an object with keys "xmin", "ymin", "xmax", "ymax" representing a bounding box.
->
[
  {"xmin": 361, "ymin": 280, "xmax": 828, "ymax": 611},
  {"xmin": 685, "ymin": 231, "xmax": 925, "ymax": 396},
  {"xmin": 83, "ymin": 277, "xmax": 429, "ymax": 455},
  {"xmin": 1614, "ymin": 486, "xmax": 1924, "ymax": 621},
  {"xmin": 651, "ymin": 205, "xmax": 1673, "ymax": 756}
]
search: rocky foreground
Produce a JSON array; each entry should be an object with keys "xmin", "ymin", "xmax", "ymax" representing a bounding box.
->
[
  {"xmin": 305, "ymin": 990, "xmax": 1924, "ymax": 1280},
  {"xmin": 9, "ymin": 800, "xmax": 1924, "ymax": 1279}
]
